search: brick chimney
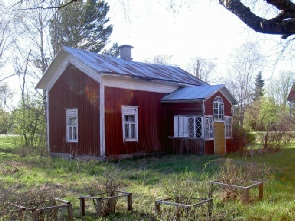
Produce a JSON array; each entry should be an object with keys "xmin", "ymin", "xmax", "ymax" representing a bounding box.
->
[{"xmin": 118, "ymin": 45, "xmax": 133, "ymax": 61}]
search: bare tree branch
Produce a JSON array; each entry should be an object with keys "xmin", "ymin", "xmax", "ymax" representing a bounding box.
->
[
  {"xmin": 219, "ymin": 0, "xmax": 295, "ymax": 39},
  {"xmin": 14, "ymin": 0, "xmax": 80, "ymax": 11}
]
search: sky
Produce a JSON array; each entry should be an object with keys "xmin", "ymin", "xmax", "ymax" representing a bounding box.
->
[{"xmin": 105, "ymin": 0, "xmax": 294, "ymax": 81}]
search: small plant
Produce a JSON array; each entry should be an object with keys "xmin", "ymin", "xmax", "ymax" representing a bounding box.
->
[
  {"xmin": 158, "ymin": 171, "xmax": 211, "ymax": 221},
  {"xmin": 213, "ymin": 157, "xmax": 271, "ymax": 201},
  {"xmin": 84, "ymin": 166, "xmax": 125, "ymax": 216}
]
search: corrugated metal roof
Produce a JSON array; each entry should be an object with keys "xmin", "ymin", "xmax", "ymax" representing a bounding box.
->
[
  {"xmin": 287, "ymin": 83, "xmax": 295, "ymax": 102},
  {"xmin": 161, "ymin": 84, "xmax": 237, "ymax": 104},
  {"xmin": 63, "ymin": 46, "xmax": 207, "ymax": 86}
]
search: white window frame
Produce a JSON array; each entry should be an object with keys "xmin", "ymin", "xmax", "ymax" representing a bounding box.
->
[
  {"xmin": 122, "ymin": 106, "xmax": 138, "ymax": 142},
  {"xmin": 174, "ymin": 115, "xmax": 203, "ymax": 138},
  {"xmin": 66, "ymin": 109, "xmax": 78, "ymax": 143},
  {"xmin": 205, "ymin": 115, "xmax": 214, "ymax": 139},
  {"xmin": 213, "ymin": 96, "xmax": 224, "ymax": 121}
]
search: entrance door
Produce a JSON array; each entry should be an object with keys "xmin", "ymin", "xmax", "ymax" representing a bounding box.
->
[{"xmin": 214, "ymin": 121, "xmax": 225, "ymax": 154}]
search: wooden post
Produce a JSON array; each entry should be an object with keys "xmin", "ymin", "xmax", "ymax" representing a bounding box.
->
[
  {"xmin": 208, "ymin": 198, "xmax": 213, "ymax": 217},
  {"xmin": 243, "ymin": 188, "xmax": 250, "ymax": 204},
  {"xmin": 79, "ymin": 198, "xmax": 85, "ymax": 217},
  {"xmin": 67, "ymin": 204, "xmax": 74, "ymax": 221},
  {"xmin": 259, "ymin": 182, "xmax": 263, "ymax": 200},
  {"xmin": 155, "ymin": 201, "xmax": 160, "ymax": 215},
  {"xmin": 208, "ymin": 183, "xmax": 214, "ymax": 198},
  {"xmin": 97, "ymin": 198, "xmax": 102, "ymax": 218},
  {"xmin": 128, "ymin": 193, "xmax": 132, "ymax": 211}
]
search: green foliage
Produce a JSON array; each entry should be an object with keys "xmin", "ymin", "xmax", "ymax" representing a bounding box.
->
[
  {"xmin": 232, "ymin": 122, "xmax": 255, "ymax": 150},
  {"xmin": 0, "ymin": 108, "xmax": 10, "ymax": 134},
  {"xmin": 50, "ymin": 0, "xmax": 113, "ymax": 54},
  {"xmin": 10, "ymin": 94, "xmax": 46, "ymax": 147},
  {"xmin": 253, "ymin": 71, "xmax": 264, "ymax": 101}
]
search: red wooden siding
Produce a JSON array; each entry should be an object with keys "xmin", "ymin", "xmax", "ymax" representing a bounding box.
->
[
  {"xmin": 48, "ymin": 64, "xmax": 100, "ymax": 156},
  {"xmin": 166, "ymin": 138, "xmax": 204, "ymax": 154},
  {"xmin": 204, "ymin": 140, "xmax": 214, "ymax": 154},
  {"xmin": 162, "ymin": 102, "xmax": 203, "ymax": 138},
  {"xmin": 204, "ymin": 91, "xmax": 232, "ymax": 116},
  {"xmin": 104, "ymin": 86, "xmax": 165, "ymax": 155},
  {"xmin": 161, "ymin": 102, "xmax": 204, "ymax": 154}
]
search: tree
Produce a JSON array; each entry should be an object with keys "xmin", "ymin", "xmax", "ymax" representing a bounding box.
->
[
  {"xmin": 224, "ymin": 41, "xmax": 263, "ymax": 126},
  {"xmin": 50, "ymin": 0, "xmax": 113, "ymax": 54},
  {"xmin": 266, "ymin": 71, "xmax": 295, "ymax": 107},
  {"xmin": 144, "ymin": 54, "xmax": 174, "ymax": 65},
  {"xmin": 253, "ymin": 71, "xmax": 264, "ymax": 101},
  {"xmin": 186, "ymin": 57, "xmax": 216, "ymax": 83},
  {"xmin": 219, "ymin": 0, "xmax": 295, "ymax": 39}
]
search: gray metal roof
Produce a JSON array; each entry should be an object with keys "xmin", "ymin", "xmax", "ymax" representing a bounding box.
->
[
  {"xmin": 62, "ymin": 46, "xmax": 207, "ymax": 86},
  {"xmin": 161, "ymin": 84, "xmax": 237, "ymax": 104}
]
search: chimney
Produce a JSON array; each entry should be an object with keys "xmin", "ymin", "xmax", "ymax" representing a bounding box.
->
[{"xmin": 118, "ymin": 45, "xmax": 133, "ymax": 61}]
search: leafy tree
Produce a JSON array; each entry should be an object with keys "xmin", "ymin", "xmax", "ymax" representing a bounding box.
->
[
  {"xmin": 219, "ymin": 0, "xmax": 295, "ymax": 39},
  {"xmin": 10, "ymin": 93, "xmax": 46, "ymax": 147},
  {"xmin": 253, "ymin": 71, "xmax": 264, "ymax": 101},
  {"xmin": 0, "ymin": 108, "xmax": 9, "ymax": 134},
  {"xmin": 50, "ymin": 0, "xmax": 114, "ymax": 54}
]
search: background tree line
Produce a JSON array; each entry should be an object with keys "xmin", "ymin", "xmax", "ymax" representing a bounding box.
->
[{"xmin": 0, "ymin": 0, "xmax": 294, "ymax": 148}]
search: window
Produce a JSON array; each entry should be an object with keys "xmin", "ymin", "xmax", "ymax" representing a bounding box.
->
[
  {"xmin": 213, "ymin": 96, "xmax": 224, "ymax": 121},
  {"xmin": 122, "ymin": 106, "xmax": 138, "ymax": 142},
  {"xmin": 66, "ymin": 109, "xmax": 78, "ymax": 142},
  {"xmin": 205, "ymin": 115, "xmax": 214, "ymax": 139},
  {"xmin": 174, "ymin": 115, "xmax": 203, "ymax": 138},
  {"xmin": 225, "ymin": 116, "xmax": 232, "ymax": 137}
]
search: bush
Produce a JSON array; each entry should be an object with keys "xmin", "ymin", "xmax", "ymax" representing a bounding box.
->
[
  {"xmin": 158, "ymin": 171, "xmax": 211, "ymax": 220},
  {"xmin": 232, "ymin": 122, "xmax": 256, "ymax": 151},
  {"xmin": 213, "ymin": 157, "xmax": 272, "ymax": 201}
]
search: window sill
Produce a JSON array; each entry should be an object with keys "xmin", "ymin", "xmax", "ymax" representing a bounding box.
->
[
  {"xmin": 124, "ymin": 139, "xmax": 138, "ymax": 142},
  {"xmin": 67, "ymin": 140, "xmax": 78, "ymax": 143}
]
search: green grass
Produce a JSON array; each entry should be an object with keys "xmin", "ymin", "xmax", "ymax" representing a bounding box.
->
[{"xmin": 0, "ymin": 136, "xmax": 294, "ymax": 220}]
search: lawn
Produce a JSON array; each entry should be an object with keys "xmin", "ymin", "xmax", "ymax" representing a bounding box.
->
[{"xmin": 0, "ymin": 135, "xmax": 294, "ymax": 220}]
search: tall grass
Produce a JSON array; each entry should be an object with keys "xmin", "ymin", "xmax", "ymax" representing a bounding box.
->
[{"xmin": 0, "ymin": 135, "xmax": 294, "ymax": 220}]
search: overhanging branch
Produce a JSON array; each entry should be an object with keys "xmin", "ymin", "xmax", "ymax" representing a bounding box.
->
[{"xmin": 219, "ymin": 0, "xmax": 295, "ymax": 38}]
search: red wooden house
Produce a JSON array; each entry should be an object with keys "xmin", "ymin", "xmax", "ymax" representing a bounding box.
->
[{"xmin": 36, "ymin": 45, "xmax": 237, "ymax": 159}]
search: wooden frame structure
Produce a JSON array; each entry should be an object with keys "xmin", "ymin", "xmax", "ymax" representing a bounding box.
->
[
  {"xmin": 155, "ymin": 197, "xmax": 213, "ymax": 217},
  {"xmin": 0, "ymin": 198, "xmax": 73, "ymax": 221},
  {"xmin": 209, "ymin": 181, "xmax": 263, "ymax": 204},
  {"xmin": 79, "ymin": 191, "xmax": 132, "ymax": 218}
]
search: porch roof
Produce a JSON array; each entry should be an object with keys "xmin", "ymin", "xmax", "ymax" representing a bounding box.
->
[{"xmin": 161, "ymin": 84, "xmax": 237, "ymax": 104}]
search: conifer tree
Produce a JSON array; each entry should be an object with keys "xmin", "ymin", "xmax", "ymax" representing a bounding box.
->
[
  {"xmin": 50, "ymin": 0, "xmax": 113, "ymax": 55},
  {"xmin": 253, "ymin": 71, "xmax": 264, "ymax": 101}
]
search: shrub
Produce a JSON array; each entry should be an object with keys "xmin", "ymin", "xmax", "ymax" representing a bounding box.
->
[
  {"xmin": 232, "ymin": 122, "xmax": 256, "ymax": 151},
  {"xmin": 84, "ymin": 166, "xmax": 125, "ymax": 216},
  {"xmin": 158, "ymin": 171, "xmax": 211, "ymax": 220},
  {"xmin": 213, "ymin": 157, "xmax": 272, "ymax": 201}
]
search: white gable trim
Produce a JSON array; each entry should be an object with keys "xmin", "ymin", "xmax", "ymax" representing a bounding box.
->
[
  {"xmin": 103, "ymin": 75, "xmax": 178, "ymax": 94},
  {"xmin": 44, "ymin": 55, "xmax": 102, "ymax": 91}
]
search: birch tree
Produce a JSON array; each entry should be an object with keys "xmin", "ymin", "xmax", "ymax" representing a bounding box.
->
[{"xmin": 224, "ymin": 41, "xmax": 263, "ymax": 126}]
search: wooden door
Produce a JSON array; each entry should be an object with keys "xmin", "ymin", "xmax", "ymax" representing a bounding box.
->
[{"xmin": 214, "ymin": 121, "xmax": 225, "ymax": 154}]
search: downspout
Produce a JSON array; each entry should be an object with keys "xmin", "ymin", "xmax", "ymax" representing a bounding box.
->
[
  {"xmin": 100, "ymin": 78, "xmax": 106, "ymax": 157},
  {"xmin": 202, "ymin": 100, "xmax": 205, "ymax": 155},
  {"xmin": 46, "ymin": 90, "xmax": 50, "ymax": 153}
]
